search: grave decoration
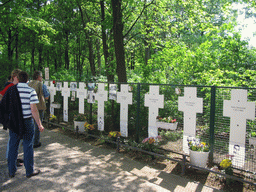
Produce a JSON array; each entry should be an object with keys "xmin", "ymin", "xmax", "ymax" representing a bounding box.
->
[
  {"xmin": 109, "ymin": 84, "xmax": 117, "ymax": 100},
  {"xmin": 178, "ymin": 87, "xmax": 203, "ymax": 154},
  {"xmin": 223, "ymin": 89, "xmax": 255, "ymax": 167},
  {"xmin": 188, "ymin": 137, "xmax": 210, "ymax": 168},
  {"xmin": 73, "ymin": 113, "xmax": 87, "ymax": 133},
  {"xmin": 145, "ymin": 86, "xmax": 164, "ymax": 138},
  {"xmin": 70, "ymin": 82, "xmax": 77, "ymax": 101},
  {"xmin": 156, "ymin": 116, "xmax": 178, "ymax": 130},
  {"xmin": 87, "ymin": 83, "xmax": 95, "ymax": 103},
  {"xmin": 117, "ymin": 84, "xmax": 133, "ymax": 137}
]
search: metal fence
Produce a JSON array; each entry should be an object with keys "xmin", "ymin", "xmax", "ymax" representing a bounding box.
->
[{"xmin": 43, "ymin": 81, "xmax": 256, "ymax": 186}]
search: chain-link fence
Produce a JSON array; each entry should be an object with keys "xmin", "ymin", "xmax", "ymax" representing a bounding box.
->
[{"xmin": 43, "ymin": 81, "xmax": 256, "ymax": 185}]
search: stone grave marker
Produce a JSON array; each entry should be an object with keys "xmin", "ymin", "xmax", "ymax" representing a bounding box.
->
[
  {"xmin": 95, "ymin": 83, "xmax": 108, "ymax": 131},
  {"xmin": 48, "ymin": 81, "xmax": 57, "ymax": 115},
  {"xmin": 77, "ymin": 82, "xmax": 87, "ymax": 114},
  {"xmin": 145, "ymin": 86, "xmax": 164, "ymax": 137},
  {"xmin": 223, "ymin": 89, "xmax": 255, "ymax": 167},
  {"xmin": 117, "ymin": 84, "xmax": 133, "ymax": 137},
  {"xmin": 178, "ymin": 87, "xmax": 203, "ymax": 154},
  {"xmin": 61, "ymin": 82, "xmax": 70, "ymax": 122}
]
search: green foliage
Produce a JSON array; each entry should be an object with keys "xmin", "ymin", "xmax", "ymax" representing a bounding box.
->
[{"xmin": 159, "ymin": 130, "xmax": 182, "ymax": 142}]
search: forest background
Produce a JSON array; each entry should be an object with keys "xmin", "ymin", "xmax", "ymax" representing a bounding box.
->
[{"xmin": 0, "ymin": 0, "xmax": 256, "ymax": 89}]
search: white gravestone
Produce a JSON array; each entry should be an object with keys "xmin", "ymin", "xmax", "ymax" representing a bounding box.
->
[
  {"xmin": 77, "ymin": 82, "xmax": 87, "ymax": 114},
  {"xmin": 95, "ymin": 83, "xmax": 108, "ymax": 131},
  {"xmin": 48, "ymin": 81, "xmax": 57, "ymax": 115},
  {"xmin": 145, "ymin": 86, "xmax": 164, "ymax": 138},
  {"xmin": 117, "ymin": 84, "xmax": 133, "ymax": 137},
  {"xmin": 223, "ymin": 89, "xmax": 255, "ymax": 167},
  {"xmin": 61, "ymin": 82, "xmax": 70, "ymax": 122},
  {"xmin": 178, "ymin": 87, "xmax": 203, "ymax": 154}
]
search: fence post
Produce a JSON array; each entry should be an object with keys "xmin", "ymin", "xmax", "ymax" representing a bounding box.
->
[
  {"xmin": 135, "ymin": 83, "xmax": 141, "ymax": 143},
  {"xmin": 209, "ymin": 86, "xmax": 216, "ymax": 165}
]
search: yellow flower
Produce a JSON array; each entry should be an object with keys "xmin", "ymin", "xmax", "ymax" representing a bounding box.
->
[{"xmin": 220, "ymin": 159, "xmax": 232, "ymax": 169}]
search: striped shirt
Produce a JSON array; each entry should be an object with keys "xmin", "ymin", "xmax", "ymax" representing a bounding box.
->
[{"xmin": 17, "ymin": 83, "xmax": 39, "ymax": 119}]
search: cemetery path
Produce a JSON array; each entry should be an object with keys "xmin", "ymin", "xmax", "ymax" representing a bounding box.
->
[{"xmin": 0, "ymin": 125, "xmax": 222, "ymax": 192}]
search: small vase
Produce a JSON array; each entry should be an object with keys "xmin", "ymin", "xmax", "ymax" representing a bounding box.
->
[
  {"xmin": 74, "ymin": 121, "xmax": 86, "ymax": 133},
  {"xmin": 189, "ymin": 150, "xmax": 209, "ymax": 168}
]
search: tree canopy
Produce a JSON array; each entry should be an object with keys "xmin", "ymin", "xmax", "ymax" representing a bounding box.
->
[{"xmin": 0, "ymin": 0, "xmax": 255, "ymax": 88}]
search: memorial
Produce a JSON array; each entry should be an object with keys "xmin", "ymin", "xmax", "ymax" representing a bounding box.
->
[{"xmin": 223, "ymin": 89, "xmax": 255, "ymax": 167}]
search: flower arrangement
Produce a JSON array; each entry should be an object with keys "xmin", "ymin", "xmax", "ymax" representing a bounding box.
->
[
  {"xmin": 49, "ymin": 114, "xmax": 57, "ymax": 122},
  {"xmin": 157, "ymin": 116, "xmax": 176, "ymax": 123},
  {"xmin": 108, "ymin": 131, "xmax": 121, "ymax": 138},
  {"xmin": 84, "ymin": 122, "xmax": 95, "ymax": 131},
  {"xmin": 73, "ymin": 114, "xmax": 87, "ymax": 121},
  {"xmin": 188, "ymin": 138, "xmax": 210, "ymax": 152},
  {"xmin": 220, "ymin": 158, "xmax": 234, "ymax": 184},
  {"xmin": 140, "ymin": 136, "xmax": 162, "ymax": 152}
]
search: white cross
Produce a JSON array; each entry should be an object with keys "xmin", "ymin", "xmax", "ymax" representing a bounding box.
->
[
  {"xmin": 223, "ymin": 89, "xmax": 255, "ymax": 167},
  {"xmin": 76, "ymin": 82, "xmax": 87, "ymax": 114},
  {"xmin": 144, "ymin": 86, "xmax": 164, "ymax": 137},
  {"xmin": 61, "ymin": 82, "xmax": 70, "ymax": 122},
  {"xmin": 48, "ymin": 81, "xmax": 56, "ymax": 115},
  {"xmin": 117, "ymin": 84, "xmax": 133, "ymax": 137},
  {"xmin": 95, "ymin": 83, "xmax": 108, "ymax": 131},
  {"xmin": 178, "ymin": 87, "xmax": 203, "ymax": 154}
]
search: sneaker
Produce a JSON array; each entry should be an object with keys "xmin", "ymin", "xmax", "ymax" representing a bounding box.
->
[
  {"xmin": 26, "ymin": 169, "xmax": 41, "ymax": 178},
  {"xmin": 33, "ymin": 142, "xmax": 41, "ymax": 148},
  {"xmin": 17, "ymin": 158, "xmax": 24, "ymax": 167},
  {"xmin": 9, "ymin": 173, "xmax": 15, "ymax": 178}
]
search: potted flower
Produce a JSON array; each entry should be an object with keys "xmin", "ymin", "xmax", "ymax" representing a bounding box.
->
[
  {"xmin": 188, "ymin": 138, "xmax": 210, "ymax": 168},
  {"xmin": 220, "ymin": 158, "xmax": 234, "ymax": 184},
  {"xmin": 73, "ymin": 113, "xmax": 87, "ymax": 133},
  {"xmin": 156, "ymin": 116, "xmax": 178, "ymax": 130},
  {"xmin": 249, "ymin": 131, "xmax": 256, "ymax": 146}
]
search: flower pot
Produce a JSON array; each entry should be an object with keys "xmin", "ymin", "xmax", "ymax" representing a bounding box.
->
[
  {"xmin": 249, "ymin": 137, "xmax": 256, "ymax": 147},
  {"xmin": 74, "ymin": 121, "xmax": 86, "ymax": 133},
  {"xmin": 189, "ymin": 150, "xmax": 209, "ymax": 168},
  {"xmin": 156, "ymin": 121, "xmax": 178, "ymax": 130}
]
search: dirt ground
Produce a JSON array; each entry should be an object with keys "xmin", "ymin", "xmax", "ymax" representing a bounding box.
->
[{"xmin": 49, "ymin": 125, "xmax": 256, "ymax": 192}]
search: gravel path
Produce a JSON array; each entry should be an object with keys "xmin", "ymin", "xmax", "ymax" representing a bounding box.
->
[{"xmin": 0, "ymin": 125, "xmax": 222, "ymax": 192}]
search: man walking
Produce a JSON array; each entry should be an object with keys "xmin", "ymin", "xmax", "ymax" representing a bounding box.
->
[
  {"xmin": 28, "ymin": 71, "xmax": 49, "ymax": 148},
  {"xmin": 0, "ymin": 71, "xmax": 44, "ymax": 178}
]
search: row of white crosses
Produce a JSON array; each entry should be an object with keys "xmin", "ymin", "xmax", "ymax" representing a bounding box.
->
[
  {"xmin": 46, "ymin": 81, "xmax": 255, "ymax": 167},
  {"xmin": 46, "ymin": 82, "xmax": 133, "ymax": 137},
  {"xmin": 144, "ymin": 86, "xmax": 255, "ymax": 167}
]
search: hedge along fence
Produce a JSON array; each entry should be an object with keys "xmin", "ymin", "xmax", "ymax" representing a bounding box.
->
[{"xmin": 43, "ymin": 80, "xmax": 256, "ymax": 186}]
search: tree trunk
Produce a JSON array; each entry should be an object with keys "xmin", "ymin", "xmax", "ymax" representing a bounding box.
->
[
  {"xmin": 101, "ymin": 0, "xmax": 114, "ymax": 82},
  {"xmin": 15, "ymin": 31, "xmax": 19, "ymax": 68},
  {"xmin": 111, "ymin": 0, "xmax": 127, "ymax": 83},
  {"xmin": 96, "ymin": 38, "xmax": 101, "ymax": 74},
  {"xmin": 38, "ymin": 45, "xmax": 43, "ymax": 70},
  {"xmin": 64, "ymin": 30, "xmax": 70, "ymax": 69},
  {"xmin": 7, "ymin": 29, "xmax": 13, "ymax": 68},
  {"xmin": 31, "ymin": 45, "xmax": 35, "ymax": 72}
]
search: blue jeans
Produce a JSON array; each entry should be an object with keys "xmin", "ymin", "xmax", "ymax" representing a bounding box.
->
[
  {"xmin": 8, "ymin": 118, "xmax": 34, "ymax": 176},
  {"xmin": 33, "ymin": 111, "xmax": 44, "ymax": 145}
]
